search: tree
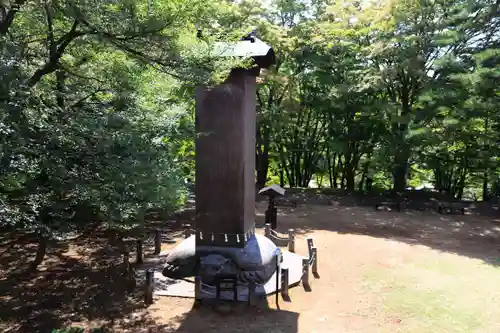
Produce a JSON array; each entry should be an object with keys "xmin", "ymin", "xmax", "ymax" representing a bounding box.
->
[{"xmin": 0, "ymin": 0, "xmax": 252, "ymax": 268}]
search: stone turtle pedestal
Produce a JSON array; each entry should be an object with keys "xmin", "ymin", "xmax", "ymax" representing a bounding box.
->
[
  {"xmin": 158, "ymin": 237, "xmax": 304, "ymax": 301},
  {"xmin": 162, "ymin": 234, "xmax": 278, "ymax": 285}
]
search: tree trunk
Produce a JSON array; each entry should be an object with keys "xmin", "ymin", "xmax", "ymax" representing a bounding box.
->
[
  {"xmin": 56, "ymin": 69, "xmax": 66, "ymax": 108},
  {"xmin": 359, "ymin": 154, "xmax": 372, "ymax": 192},
  {"xmin": 366, "ymin": 177, "xmax": 373, "ymax": 191},
  {"xmin": 340, "ymin": 173, "xmax": 346, "ymax": 189},
  {"xmin": 27, "ymin": 20, "xmax": 82, "ymax": 88},
  {"xmin": 391, "ymin": 92, "xmax": 411, "ymax": 192},
  {"xmin": 327, "ymin": 151, "xmax": 336, "ymax": 188},
  {"xmin": 279, "ymin": 166, "xmax": 285, "ymax": 187},
  {"xmin": 338, "ymin": 157, "xmax": 344, "ymax": 189},
  {"xmin": 393, "ymin": 149, "xmax": 409, "ymax": 192},
  {"xmin": 256, "ymin": 127, "xmax": 270, "ymax": 189},
  {"xmin": 456, "ymin": 155, "xmax": 469, "ymax": 200},
  {"xmin": 483, "ymin": 116, "xmax": 490, "ymax": 201},
  {"xmin": 280, "ymin": 150, "xmax": 293, "ymax": 187},
  {"xmin": 483, "ymin": 171, "xmax": 489, "ymax": 201},
  {"xmin": 358, "ymin": 165, "xmax": 367, "ymax": 192},
  {"xmin": 31, "ymin": 235, "xmax": 47, "ymax": 270},
  {"xmin": 344, "ymin": 148, "xmax": 359, "ymax": 191},
  {"xmin": 456, "ymin": 172, "xmax": 466, "ymax": 200},
  {"xmin": 344, "ymin": 152, "xmax": 355, "ymax": 191},
  {"xmin": 255, "ymin": 153, "xmax": 269, "ymax": 189},
  {"xmin": 0, "ymin": 0, "xmax": 27, "ymax": 36},
  {"xmin": 345, "ymin": 168, "xmax": 355, "ymax": 191}
]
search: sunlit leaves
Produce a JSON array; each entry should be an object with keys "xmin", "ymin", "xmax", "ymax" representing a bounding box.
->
[{"xmin": 0, "ymin": 0, "xmax": 255, "ymax": 236}]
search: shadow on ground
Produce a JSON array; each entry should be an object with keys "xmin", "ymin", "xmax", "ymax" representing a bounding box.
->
[
  {"xmin": 0, "ymin": 229, "xmax": 297, "ymax": 333},
  {"xmin": 267, "ymin": 201, "xmax": 500, "ymax": 267},
  {"xmin": 260, "ymin": 187, "xmax": 500, "ymax": 216},
  {"xmin": 110, "ymin": 301, "xmax": 299, "ymax": 333},
  {"xmin": 0, "ymin": 236, "xmax": 146, "ymax": 332},
  {"xmin": 171, "ymin": 305, "xmax": 299, "ymax": 333}
]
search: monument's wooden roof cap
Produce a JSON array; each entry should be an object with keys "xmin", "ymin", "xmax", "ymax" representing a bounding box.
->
[
  {"xmin": 200, "ymin": 30, "xmax": 276, "ymax": 69},
  {"xmin": 214, "ymin": 37, "xmax": 271, "ymax": 57}
]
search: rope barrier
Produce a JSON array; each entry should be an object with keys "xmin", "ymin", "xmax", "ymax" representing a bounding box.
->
[
  {"xmin": 307, "ymin": 238, "xmax": 314, "ymax": 258},
  {"xmin": 264, "ymin": 224, "xmax": 295, "ymax": 251},
  {"xmin": 192, "ymin": 251, "xmax": 284, "ymax": 304},
  {"xmin": 269, "ymin": 228, "xmax": 288, "ymax": 238},
  {"xmin": 311, "ymin": 247, "xmax": 318, "ymax": 276},
  {"xmin": 199, "ymin": 282, "xmax": 218, "ymax": 296},
  {"xmin": 167, "ymin": 230, "xmax": 185, "ymax": 238},
  {"xmin": 195, "ymin": 273, "xmax": 259, "ymax": 288},
  {"xmin": 269, "ymin": 233, "xmax": 288, "ymax": 241},
  {"xmin": 183, "ymin": 225, "xmax": 257, "ymax": 244},
  {"xmin": 301, "ymin": 257, "xmax": 310, "ymax": 290},
  {"xmin": 267, "ymin": 235, "xmax": 289, "ymax": 247},
  {"xmin": 300, "ymin": 239, "xmax": 320, "ymax": 290},
  {"xmin": 308, "ymin": 252, "xmax": 316, "ymax": 266}
]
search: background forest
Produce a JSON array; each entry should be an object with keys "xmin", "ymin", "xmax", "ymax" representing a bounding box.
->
[{"xmin": 1, "ymin": 0, "xmax": 499, "ymax": 249}]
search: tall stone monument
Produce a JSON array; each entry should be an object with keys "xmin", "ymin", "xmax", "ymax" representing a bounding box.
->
[{"xmin": 163, "ymin": 31, "xmax": 279, "ymax": 286}]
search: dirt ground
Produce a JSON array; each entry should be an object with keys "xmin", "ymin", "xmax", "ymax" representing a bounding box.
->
[{"xmin": 1, "ymin": 200, "xmax": 500, "ymax": 333}]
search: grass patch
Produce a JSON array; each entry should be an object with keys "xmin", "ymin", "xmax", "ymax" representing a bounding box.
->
[{"xmin": 363, "ymin": 252, "xmax": 500, "ymax": 333}]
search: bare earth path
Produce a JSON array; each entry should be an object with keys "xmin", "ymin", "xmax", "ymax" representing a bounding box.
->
[
  {"xmin": 106, "ymin": 203, "xmax": 500, "ymax": 332},
  {"xmin": 2, "ymin": 202, "xmax": 500, "ymax": 332},
  {"xmin": 146, "ymin": 229, "xmax": 387, "ymax": 333}
]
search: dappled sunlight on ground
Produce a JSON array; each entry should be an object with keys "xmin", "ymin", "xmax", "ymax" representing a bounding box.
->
[
  {"xmin": 1, "ymin": 201, "xmax": 500, "ymax": 332},
  {"xmin": 261, "ymin": 201, "xmax": 500, "ymax": 267}
]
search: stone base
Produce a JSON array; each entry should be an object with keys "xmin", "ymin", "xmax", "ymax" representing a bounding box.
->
[
  {"xmin": 146, "ymin": 251, "xmax": 304, "ymax": 301},
  {"xmin": 161, "ymin": 234, "xmax": 281, "ymax": 285}
]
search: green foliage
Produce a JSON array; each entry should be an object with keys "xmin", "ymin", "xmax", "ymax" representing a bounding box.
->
[
  {"xmin": 0, "ymin": 0, "xmax": 255, "ymax": 247},
  {"xmin": 1, "ymin": 0, "xmax": 499, "ymax": 254},
  {"xmin": 249, "ymin": 0, "xmax": 499, "ymax": 197}
]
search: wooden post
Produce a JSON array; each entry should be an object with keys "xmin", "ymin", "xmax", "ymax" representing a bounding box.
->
[
  {"xmin": 307, "ymin": 238, "xmax": 314, "ymax": 258},
  {"xmin": 123, "ymin": 252, "xmax": 130, "ymax": 273},
  {"xmin": 265, "ymin": 208, "xmax": 271, "ymax": 226},
  {"xmin": 288, "ymin": 229, "xmax": 295, "ymax": 253},
  {"xmin": 136, "ymin": 239, "xmax": 143, "ymax": 265},
  {"xmin": 123, "ymin": 251, "xmax": 136, "ymax": 291},
  {"xmin": 184, "ymin": 224, "xmax": 191, "ymax": 239},
  {"xmin": 127, "ymin": 265, "xmax": 136, "ymax": 292},
  {"xmin": 281, "ymin": 268, "xmax": 289, "ymax": 299},
  {"xmin": 302, "ymin": 257, "xmax": 310, "ymax": 290},
  {"xmin": 275, "ymin": 251, "xmax": 280, "ymax": 307},
  {"xmin": 311, "ymin": 247, "xmax": 318, "ymax": 275},
  {"xmin": 154, "ymin": 229, "xmax": 161, "ymax": 254},
  {"xmin": 265, "ymin": 224, "xmax": 271, "ymax": 238},
  {"xmin": 144, "ymin": 268, "xmax": 154, "ymax": 305},
  {"xmin": 271, "ymin": 207, "xmax": 278, "ymax": 230}
]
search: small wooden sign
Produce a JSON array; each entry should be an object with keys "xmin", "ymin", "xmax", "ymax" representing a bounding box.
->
[{"xmin": 258, "ymin": 184, "xmax": 286, "ymax": 197}]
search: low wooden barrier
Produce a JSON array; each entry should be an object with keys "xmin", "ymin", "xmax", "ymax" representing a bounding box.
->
[
  {"xmin": 301, "ymin": 238, "xmax": 319, "ymax": 291},
  {"xmin": 144, "ymin": 269, "xmax": 154, "ymax": 305},
  {"xmin": 264, "ymin": 224, "xmax": 295, "ymax": 253}
]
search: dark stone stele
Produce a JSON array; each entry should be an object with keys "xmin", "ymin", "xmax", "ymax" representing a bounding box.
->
[{"xmin": 162, "ymin": 31, "xmax": 278, "ymax": 286}]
